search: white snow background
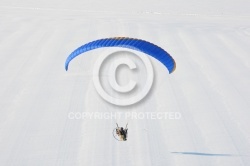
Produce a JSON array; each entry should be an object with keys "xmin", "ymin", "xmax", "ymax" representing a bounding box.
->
[{"xmin": 0, "ymin": 0, "xmax": 250, "ymax": 165}]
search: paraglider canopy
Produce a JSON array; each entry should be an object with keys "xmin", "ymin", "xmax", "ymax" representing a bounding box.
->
[{"xmin": 65, "ymin": 37, "xmax": 176, "ymax": 73}]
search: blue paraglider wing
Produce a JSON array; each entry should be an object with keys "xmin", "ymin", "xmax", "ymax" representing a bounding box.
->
[{"xmin": 65, "ymin": 37, "xmax": 176, "ymax": 73}]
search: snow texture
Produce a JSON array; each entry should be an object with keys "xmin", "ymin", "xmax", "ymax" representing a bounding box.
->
[{"xmin": 0, "ymin": 0, "xmax": 250, "ymax": 165}]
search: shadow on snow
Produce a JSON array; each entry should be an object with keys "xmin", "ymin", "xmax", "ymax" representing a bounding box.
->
[{"xmin": 171, "ymin": 152, "xmax": 248, "ymax": 157}]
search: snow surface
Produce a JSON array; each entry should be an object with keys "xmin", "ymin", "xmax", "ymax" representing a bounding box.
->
[{"xmin": 0, "ymin": 0, "xmax": 250, "ymax": 165}]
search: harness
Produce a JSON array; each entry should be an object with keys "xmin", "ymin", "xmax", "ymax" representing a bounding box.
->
[{"xmin": 113, "ymin": 123, "xmax": 128, "ymax": 141}]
